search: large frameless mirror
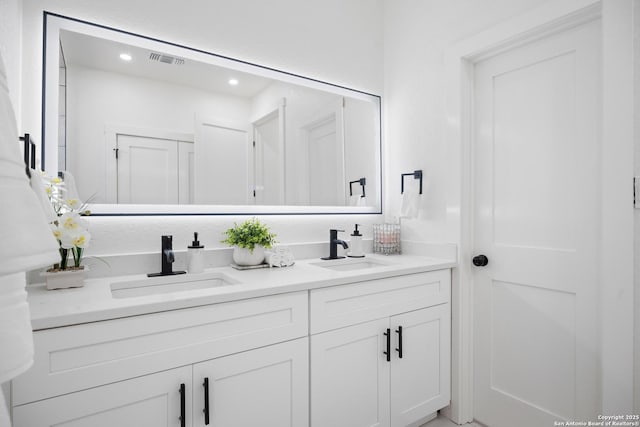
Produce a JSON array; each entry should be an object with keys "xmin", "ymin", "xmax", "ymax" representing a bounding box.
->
[{"xmin": 43, "ymin": 12, "xmax": 382, "ymax": 215}]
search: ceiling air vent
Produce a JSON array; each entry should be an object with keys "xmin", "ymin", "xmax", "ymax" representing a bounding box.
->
[{"xmin": 149, "ymin": 52, "xmax": 185, "ymax": 65}]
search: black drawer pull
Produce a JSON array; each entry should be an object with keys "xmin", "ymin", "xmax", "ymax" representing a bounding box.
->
[
  {"xmin": 203, "ymin": 378, "xmax": 210, "ymax": 425},
  {"xmin": 179, "ymin": 383, "xmax": 186, "ymax": 427},
  {"xmin": 383, "ymin": 328, "xmax": 391, "ymax": 362},
  {"xmin": 395, "ymin": 326, "xmax": 403, "ymax": 358}
]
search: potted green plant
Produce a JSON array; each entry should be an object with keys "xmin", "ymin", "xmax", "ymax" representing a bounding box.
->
[{"xmin": 222, "ymin": 218, "xmax": 277, "ymax": 266}]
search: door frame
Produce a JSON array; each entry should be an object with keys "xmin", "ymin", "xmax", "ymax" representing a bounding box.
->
[
  {"xmin": 252, "ymin": 103, "xmax": 286, "ymax": 205},
  {"xmin": 300, "ymin": 99, "xmax": 346, "ymax": 205},
  {"xmin": 444, "ymin": 0, "xmax": 635, "ymax": 423},
  {"xmin": 104, "ymin": 124, "xmax": 194, "ymax": 203}
]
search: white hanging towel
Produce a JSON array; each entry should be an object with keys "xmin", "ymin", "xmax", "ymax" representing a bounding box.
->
[
  {"xmin": 61, "ymin": 170, "xmax": 80, "ymax": 201},
  {"xmin": 0, "ymin": 52, "xmax": 60, "ymax": 387},
  {"xmin": 0, "ymin": 54, "xmax": 59, "ymax": 275},
  {"xmin": 400, "ymin": 180, "xmax": 420, "ymax": 219},
  {"xmin": 0, "ymin": 273, "xmax": 34, "ymax": 384}
]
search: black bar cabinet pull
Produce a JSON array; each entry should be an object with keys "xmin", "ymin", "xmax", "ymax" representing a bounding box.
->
[
  {"xmin": 179, "ymin": 383, "xmax": 186, "ymax": 427},
  {"xmin": 203, "ymin": 377, "xmax": 210, "ymax": 425},
  {"xmin": 395, "ymin": 326, "xmax": 403, "ymax": 358},
  {"xmin": 383, "ymin": 328, "xmax": 391, "ymax": 362}
]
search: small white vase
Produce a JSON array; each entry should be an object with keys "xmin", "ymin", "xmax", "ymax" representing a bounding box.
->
[
  {"xmin": 42, "ymin": 266, "xmax": 86, "ymax": 290},
  {"xmin": 232, "ymin": 245, "xmax": 265, "ymax": 266}
]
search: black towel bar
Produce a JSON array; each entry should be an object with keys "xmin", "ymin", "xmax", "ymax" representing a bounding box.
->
[
  {"xmin": 349, "ymin": 177, "xmax": 366, "ymax": 198},
  {"xmin": 401, "ymin": 170, "xmax": 423, "ymax": 194}
]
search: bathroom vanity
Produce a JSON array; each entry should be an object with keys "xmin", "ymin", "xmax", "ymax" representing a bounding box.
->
[{"xmin": 11, "ymin": 254, "xmax": 453, "ymax": 427}]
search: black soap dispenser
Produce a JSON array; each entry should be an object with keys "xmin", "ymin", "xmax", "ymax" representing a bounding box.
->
[{"xmin": 348, "ymin": 224, "xmax": 365, "ymax": 258}]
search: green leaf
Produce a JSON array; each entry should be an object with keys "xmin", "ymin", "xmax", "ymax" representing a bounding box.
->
[{"xmin": 221, "ymin": 218, "xmax": 277, "ymax": 252}]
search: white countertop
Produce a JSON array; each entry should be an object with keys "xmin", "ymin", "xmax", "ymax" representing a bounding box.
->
[{"xmin": 27, "ymin": 254, "xmax": 456, "ymax": 330}]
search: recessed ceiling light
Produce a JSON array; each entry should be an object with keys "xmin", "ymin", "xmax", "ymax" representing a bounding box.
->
[
  {"xmin": 119, "ymin": 53, "xmax": 132, "ymax": 61},
  {"xmin": 228, "ymin": 78, "xmax": 239, "ymax": 86}
]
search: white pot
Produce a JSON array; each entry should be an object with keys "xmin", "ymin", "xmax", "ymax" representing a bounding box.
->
[
  {"xmin": 232, "ymin": 245, "xmax": 265, "ymax": 266},
  {"xmin": 42, "ymin": 266, "xmax": 86, "ymax": 290}
]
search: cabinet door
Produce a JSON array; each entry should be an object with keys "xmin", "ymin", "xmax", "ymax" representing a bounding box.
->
[
  {"xmin": 390, "ymin": 304, "xmax": 450, "ymax": 427},
  {"xmin": 193, "ymin": 338, "xmax": 308, "ymax": 427},
  {"xmin": 12, "ymin": 366, "xmax": 191, "ymax": 427},
  {"xmin": 311, "ymin": 318, "xmax": 391, "ymax": 427}
]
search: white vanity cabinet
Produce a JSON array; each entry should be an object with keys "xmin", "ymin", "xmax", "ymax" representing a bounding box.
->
[
  {"xmin": 192, "ymin": 338, "xmax": 309, "ymax": 427},
  {"xmin": 11, "ymin": 291, "xmax": 309, "ymax": 427},
  {"xmin": 12, "ymin": 264, "xmax": 452, "ymax": 427},
  {"xmin": 12, "ymin": 366, "xmax": 193, "ymax": 427},
  {"xmin": 309, "ymin": 269, "xmax": 451, "ymax": 427}
]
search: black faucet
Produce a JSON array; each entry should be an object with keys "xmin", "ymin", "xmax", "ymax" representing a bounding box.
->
[
  {"xmin": 321, "ymin": 229, "xmax": 349, "ymax": 260},
  {"xmin": 148, "ymin": 235, "xmax": 186, "ymax": 277}
]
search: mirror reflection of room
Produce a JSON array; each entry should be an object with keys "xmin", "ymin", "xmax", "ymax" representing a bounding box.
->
[{"xmin": 57, "ymin": 30, "xmax": 379, "ymax": 207}]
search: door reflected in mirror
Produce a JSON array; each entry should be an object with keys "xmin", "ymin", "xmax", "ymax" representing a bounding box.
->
[{"xmin": 44, "ymin": 13, "xmax": 381, "ymax": 214}]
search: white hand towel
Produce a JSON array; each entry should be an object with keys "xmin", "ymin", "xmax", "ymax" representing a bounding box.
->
[
  {"xmin": 0, "ymin": 52, "xmax": 60, "ymax": 388},
  {"xmin": 0, "ymin": 273, "xmax": 34, "ymax": 384},
  {"xmin": 400, "ymin": 181, "xmax": 420, "ymax": 219},
  {"xmin": 348, "ymin": 195, "xmax": 359, "ymax": 206},
  {"xmin": 357, "ymin": 196, "xmax": 366, "ymax": 207},
  {"xmin": 61, "ymin": 170, "xmax": 80, "ymax": 201},
  {"xmin": 0, "ymin": 53, "xmax": 60, "ymax": 276},
  {"xmin": 281, "ymin": 252, "xmax": 295, "ymax": 267},
  {"xmin": 266, "ymin": 251, "xmax": 283, "ymax": 268}
]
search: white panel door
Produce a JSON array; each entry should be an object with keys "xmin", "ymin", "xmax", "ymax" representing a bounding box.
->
[
  {"xmin": 390, "ymin": 304, "xmax": 450, "ymax": 427},
  {"xmin": 116, "ymin": 134, "xmax": 179, "ymax": 204},
  {"xmin": 178, "ymin": 140, "xmax": 194, "ymax": 204},
  {"xmin": 311, "ymin": 318, "xmax": 390, "ymax": 427},
  {"xmin": 12, "ymin": 366, "xmax": 191, "ymax": 427},
  {"xmin": 254, "ymin": 111, "xmax": 284, "ymax": 205},
  {"xmin": 193, "ymin": 338, "xmax": 308, "ymax": 427},
  {"xmin": 306, "ymin": 114, "xmax": 345, "ymax": 205},
  {"xmin": 194, "ymin": 119, "xmax": 250, "ymax": 204},
  {"xmin": 473, "ymin": 20, "xmax": 600, "ymax": 427}
]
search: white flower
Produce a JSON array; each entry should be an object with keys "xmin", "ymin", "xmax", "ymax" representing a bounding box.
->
[
  {"xmin": 66, "ymin": 198, "xmax": 80, "ymax": 209},
  {"xmin": 59, "ymin": 212, "xmax": 88, "ymax": 231},
  {"xmin": 60, "ymin": 228, "xmax": 91, "ymax": 249},
  {"xmin": 50, "ymin": 223, "xmax": 62, "ymax": 242},
  {"xmin": 73, "ymin": 231, "xmax": 91, "ymax": 248}
]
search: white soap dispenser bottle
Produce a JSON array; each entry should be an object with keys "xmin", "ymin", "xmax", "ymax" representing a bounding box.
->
[
  {"xmin": 348, "ymin": 224, "xmax": 365, "ymax": 258},
  {"xmin": 187, "ymin": 232, "xmax": 205, "ymax": 274}
]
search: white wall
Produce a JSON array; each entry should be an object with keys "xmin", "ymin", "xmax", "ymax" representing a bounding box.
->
[
  {"xmin": 19, "ymin": 0, "xmax": 384, "ymax": 256},
  {"xmin": 0, "ymin": 0, "xmax": 22, "ymax": 118},
  {"xmin": 67, "ymin": 64, "xmax": 251, "ymax": 202},
  {"xmin": 382, "ymin": 0, "xmax": 542, "ymax": 239}
]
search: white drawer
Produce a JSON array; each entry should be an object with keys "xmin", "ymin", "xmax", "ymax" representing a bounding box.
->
[
  {"xmin": 310, "ymin": 269, "xmax": 450, "ymax": 334},
  {"xmin": 13, "ymin": 291, "xmax": 307, "ymax": 405}
]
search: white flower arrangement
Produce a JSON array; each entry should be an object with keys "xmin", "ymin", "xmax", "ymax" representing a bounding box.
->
[{"xmin": 45, "ymin": 175, "xmax": 91, "ymax": 271}]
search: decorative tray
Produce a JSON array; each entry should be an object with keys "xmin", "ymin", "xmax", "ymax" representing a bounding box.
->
[{"xmin": 230, "ymin": 262, "xmax": 270, "ymax": 270}]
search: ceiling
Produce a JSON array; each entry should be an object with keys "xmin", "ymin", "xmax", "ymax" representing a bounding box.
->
[{"xmin": 59, "ymin": 30, "xmax": 273, "ymax": 99}]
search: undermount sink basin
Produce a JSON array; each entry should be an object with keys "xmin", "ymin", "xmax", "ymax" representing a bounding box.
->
[
  {"xmin": 111, "ymin": 272, "xmax": 239, "ymax": 299},
  {"xmin": 310, "ymin": 257, "xmax": 395, "ymax": 272}
]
